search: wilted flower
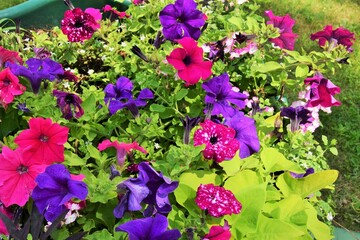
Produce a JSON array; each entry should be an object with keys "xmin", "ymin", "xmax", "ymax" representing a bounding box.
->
[
  {"xmin": 0, "ymin": 68, "xmax": 26, "ymax": 108},
  {"xmin": 166, "ymin": 37, "xmax": 212, "ymax": 86},
  {"xmin": 159, "ymin": 0, "xmax": 205, "ymax": 41},
  {"xmin": 195, "ymin": 184, "xmax": 242, "ymax": 217},
  {"xmin": 194, "ymin": 120, "xmax": 239, "ymax": 163},
  {"xmin": 0, "ymin": 46, "xmax": 22, "ymax": 68},
  {"xmin": 265, "ymin": 10, "xmax": 298, "ymax": 50},
  {"xmin": 52, "ymin": 90, "xmax": 84, "ymax": 120},
  {"xmin": 204, "ymin": 220, "xmax": 231, "ymax": 240}
]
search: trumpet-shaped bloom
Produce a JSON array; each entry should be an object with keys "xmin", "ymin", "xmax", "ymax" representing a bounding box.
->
[
  {"xmin": 0, "ymin": 46, "xmax": 22, "ymax": 68},
  {"xmin": 14, "ymin": 118, "xmax": 69, "ymax": 164},
  {"xmin": 103, "ymin": 5, "xmax": 129, "ymax": 19},
  {"xmin": 202, "ymin": 73, "xmax": 248, "ymax": 117},
  {"xmin": 265, "ymin": 10, "xmax": 298, "ymax": 50},
  {"xmin": 204, "ymin": 220, "xmax": 231, "ymax": 240},
  {"xmin": 224, "ymin": 112, "xmax": 260, "ymax": 159},
  {"xmin": 61, "ymin": 8, "xmax": 102, "ymax": 42},
  {"xmin": 281, "ymin": 104, "xmax": 312, "ymax": 132},
  {"xmin": 0, "ymin": 147, "xmax": 47, "ymax": 207},
  {"xmin": 195, "ymin": 184, "xmax": 241, "ymax": 217},
  {"xmin": 166, "ymin": 37, "xmax": 212, "ymax": 86},
  {"xmin": 98, "ymin": 139, "xmax": 148, "ymax": 167},
  {"xmin": 159, "ymin": 0, "xmax": 205, "ymax": 41},
  {"xmin": 116, "ymin": 214, "xmax": 181, "ymax": 240},
  {"xmin": 310, "ymin": 25, "xmax": 355, "ymax": 51},
  {"xmin": 53, "ymin": 90, "xmax": 84, "ymax": 120},
  {"xmin": 194, "ymin": 120, "xmax": 239, "ymax": 163},
  {"xmin": 0, "ymin": 68, "xmax": 26, "ymax": 108},
  {"xmin": 290, "ymin": 168, "xmax": 314, "ymax": 178},
  {"xmin": 31, "ymin": 164, "xmax": 88, "ymax": 222}
]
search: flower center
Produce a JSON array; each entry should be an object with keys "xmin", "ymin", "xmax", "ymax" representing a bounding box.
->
[
  {"xmin": 75, "ymin": 20, "xmax": 83, "ymax": 28},
  {"xmin": 183, "ymin": 56, "xmax": 192, "ymax": 66},
  {"xmin": 17, "ymin": 164, "xmax": 28, "ymax": 174},
  {"xmin": 3, "ymin": 79, "xmax": 11, "ymax": 86},
  {"xmin": 39, "ymin": 134, "xmax": 49, "ymax": 142},
  {"xmin": 176, "ymin": 17, "xmax": 185, "ymax": 23},
  {"xmin": 210, "ymin": 136, "xmax": 218, "ymax": 145},
  {"xmin": 65, "ymin": 94, "xmax": 73, "ymax": 104}
]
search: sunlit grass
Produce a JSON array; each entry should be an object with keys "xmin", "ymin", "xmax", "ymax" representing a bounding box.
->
[{"xmin": 0, "ymin": 0, "xmax": 26, "ymax": 10}]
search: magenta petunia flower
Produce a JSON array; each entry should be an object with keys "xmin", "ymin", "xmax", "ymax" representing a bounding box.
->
[
  {"xmin": 0, "ymin": 68, "xmax": 26, "ymax": 109},
  {"xmin": 159, "ymin": 0, "xmax": 205, "ymax": 41},
  {"xmin": 166, "ymin": 37, "xmax": 213, "ymax": 86},
  {"xmin": 53, "ymin": 90, "xmax": 84, "ymax": 120},
  {"xmin": 195, "ymin": 184, "xmax": 242, "ymax": 217},
  {"xmin": 61, "ymin": 8, "xmax": 102, "ymax": 42},
  {"xmin": 0, "ymin": 46, "xmax": 23, "ymax": 68},
  {"xmin": 203, "ymin": 220, "xmax": 231, "ymax": 240},
  {"xmin": 14, "ymin": 118, "xmax": 69, "ymax": 164},
  {"xmin": 304, "ymin": 72, "xmax": 341, "ymax": 109},
  {"xmin": 310, "ymin": 25, "xmax": 355, "ymax": 52},
  {"xmin": 265, "ymin": 10, "xmax": 298, "ymax": 50},
  {"xmin": 194, "ymin": 120, "xmax": 239, "ymax": 163},
  {"xmin": 103, "ymin": 5, "xmax": 129, "ymax": 19},
  {"xmin": 0, "ymin": 147, "xmax": 48, "ymax": 207}
]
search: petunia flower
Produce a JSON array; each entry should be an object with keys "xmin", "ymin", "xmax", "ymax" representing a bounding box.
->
[
  {"xmin": 52, "ymin": 90, "xmax": 84, "ymax": 120},
  {"xmin": 224, "ymin": 112, "xmax": 260, "ymax": 159},
  {"xmin": 7, "ymin": 58, "xmax": 64, "ymax": 94},
  {"xmin": 98, "ymin": 139, "xmax": 148, "ymax": 167},
  {"xmin": 194, "ymin": 120, "xmax": 239, "ymax": 162},
  {"xmin": 61, "ymin": 7, "xmax": 102, "ymax": 42},
  {"xmin": 0, "ymin": 146, "xmax": 48, "ymax": 207},
  {"xmin": 166, "ymin": 37, "xmax": 213, "ymax": 86},
  {"xmin": 58, "ymin": 70, "xmax": 79, "ymax": 83},
  {"xmin": 180, "ymin": 116, "xmax": 202, "ymax": 144},
  {"xmin": 310, "ymin": 25, "xmax": 355, "ymax": 52},
  {"xmin": 265, "ymin": 10, "xmax": 298, "ymax": 50},
  {"xmin": 195, "ymin": 184, "xmax": 242, "ymax": 217},
  {"xmin": 14, "ymin": 117, "xmax": 69, "ymax": 164},
  {"xmin": 0, "ymin": 202, "xmax": 13, "ymax": 235},
  {"xmin": 33, "ymin": 47, "xmax": 51, "ymax": 60},
  {"xmin": 104, "ymin": 76, "xmax": 154, "ymax": 116},
  {"xmin": 304, "ymin": 72, "xmax": 341, "ymax": 109},
  {"xmin": 281, "ymin": 104, "xmax": 312, "ymax": 132},
  {"xmin": 159, "ymin": 0, "xmax": 205, "ymax": 41},
  {"xmin": 290, "ymin": 168, "xmax": 314, "ymax": 178},
  {"xmin": 202, "ymin": 73, "xmax": 248, "ymax": 117},
  {"xmin": 203, "ymin": 220, "xmax": 231, "ymax": 240},
  {"xmin": 116, "ymin": 214, "xmax": 181, "ymax": 240},
  {"xmin": 31, "ymin": 164, "xmax": 88, "ymax": 222},
  {"xmin": 103, "ymin": 4, "xmax": 130, "ymax": 19},
  {"xmin": 0, "ymin": 68, "xmax": 26, "ymax": 109},
  {"xmin": 0, "ymin": 46, "xmax": 23, "ymax": 68}
]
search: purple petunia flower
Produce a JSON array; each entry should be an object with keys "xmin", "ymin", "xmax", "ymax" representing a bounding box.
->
[
  {"xmin": 104, "ymin": 76, "xmax": 153, "ymax": 117},
  {"xmin": 202, "ymin": 73, "xmax": 248, "ymax": 118},
  {"xmin": 281, "ymin": 104, "xmax": 312, "ymax": 132},
  {"xmin": 224, "ymin": 112, "xmax": 260, "ymax": 159},
  {"xmin": 31, "ymin": 164, "xmax": 88, "ymax": 222},
  {"xmin": 53, "ymin": 90, "xmax": 84, "ymax": 120},
  {"xmin": 265, "ymin": 10, "xmax": 298, "ymax": 50},
  {"xmin": 7, "ymin": 58, "xmax": 64, "ymax": 94},
  {"xmin": 180, "ymin": 116, "xmax": 202, "ymax": 144},
  {"xmin": 290, "ymin": 168, "xmax": 314, "ymax": 178},
  {"xmin": 116, "ymin": 214, "xmax": 181, "ymax": 240},
  {"xmin": 159, "ymin": 0, "xmax": 206, "ymax": 41}
]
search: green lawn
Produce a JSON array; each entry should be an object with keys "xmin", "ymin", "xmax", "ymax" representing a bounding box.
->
[
  {"xmin": 258, "ymin": 0, "xmax": 360, "ymax": 232},
  {"xmin": 0, "ymin": 0, "xmax": 26, "ymax": 10}
]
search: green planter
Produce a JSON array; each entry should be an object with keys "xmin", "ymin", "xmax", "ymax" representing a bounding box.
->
[{"xmin": 0, "ymin": 0, "xmax": 130, "ymax": 29}]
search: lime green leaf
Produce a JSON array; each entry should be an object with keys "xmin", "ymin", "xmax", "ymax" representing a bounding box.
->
[
  {"xmin": 84, "ymin": 170, "xmax": 119, "ymax": 203},
  {"xmin": 85, "ymin": 229, "xmax": 115, "ymax": 240},
  {"xmin": 64, "ymin": 150, "xmax": 86, "ymax": 166},
  {"xmin": 304, "ymin": 201, "xmax": 333, "ymax": 240},
  {"xmin": 329, "ymin": 147, "xmax": 338, "ymax": 156},
  {"xmin": 295, "ymin": 65, "xmax": 309, "ymax": 78},
  {"xmin": 256, "ymin": 61, "xmax": 282, "ymax": 73},
  {"xmin": 260, "ymin": 147, "xmax": 303, "ymax": 173},
  {"xmin": 270, "ymin": 195, "xmax": 307, "ymax": 226}
]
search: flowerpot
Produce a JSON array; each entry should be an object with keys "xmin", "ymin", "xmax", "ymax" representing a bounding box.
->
[{"xmin": 0, "ymin": 0, "xmax": 131, "ymax": 29}]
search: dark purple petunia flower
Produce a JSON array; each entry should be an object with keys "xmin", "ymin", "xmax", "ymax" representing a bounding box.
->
[
  {"xmin": 224, "ymin": 112, "xmax": 260, "ymax": 159},
  {"xmin": 202, "ymin": 73, "xmax": 248, "ymax": 118},
  {"xmin": 116, "ymin": 214, "xmax": 181, "ymax": 240},
  {"xmin": 104, "ymin": 76, "xmax": 153, "ymax": 117},
  {"xmin": 310, "ymin": 25, "xmax": 355, "ymax": 52},
  {"xmin": 53, "ymin": 90, "xmax": 84, "ymax": 120},
  {"xmin": 17, "ymin": 103, "xmax": 30, "ymax": 113},
  {"xmin": 290, "ymin": 168, "xmax": 314, "ymax": 178},
  {"xmin": 180, "ymin": 116, "xmax": 202, "ymax": 144},
  {"xmin": 159, "ymin": 0, "xmax": 205, "ymax": 41},
  {"xmin": 281, "ymin": 105, "xmax": 311, "ymax": 132},
  {"xmin": 7, "ymin": 58, "xmax": 64, "ymax": 94},
  {"xmin": 31, "ymin": 164, "xmax": 88, "ymax": 222},
  {"xmin": 113, "ymin": 177, "xmax": 150, "ymax": 218}
]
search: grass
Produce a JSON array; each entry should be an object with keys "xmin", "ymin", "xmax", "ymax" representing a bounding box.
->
[
  {"xmin": 257, "ymin": 0, "xmax": 360, "ymax": 232},
  {"xmin": 0, "ymin": 0, "xmax": 26, "ymax": 10}
]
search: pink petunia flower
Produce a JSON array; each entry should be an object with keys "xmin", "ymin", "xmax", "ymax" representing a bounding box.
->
[
  {"xmin": 304, "ymin": 72, "xmax": 341, "ymax": 109},
  {"xmin": 310, "ymin": 25, "xmax": 355, "ymax": 52},
  {"xmin": 14, "ymin": 118, "xmax": 69, "ymax": 164},
  {"xmin": 103, "ymin": 5, "xmax": 130, "ymax": 19},
  {"xmin": 0, "ymin": 147, "xmax": 48, "ymax": 207},
  {"xmin": 98, "ymin": 139, "xmax": 148, "ymax": 167},
  {"xmin": 203, "ymin": 220, "xmax": 231, "ymax": 240},
  {"xmin": 0, "ymin": 68, "xmax": 26, "ymax": 109},
  {"xmin": 0, "ymin": 202, "xmax": 13, "ymax": 235},
  {"xmin": 195, "ymin": 184, "xmax": 242, "ymax": 217},
  {"xmin": 194, "ymin": 120, "xmax": 239, "ymax": 163},
  {"xmin": 265, "ymin": 10, "xmax": 298, "ymax": 50},
  {"xmin": 61, "ymin": 8, "xmax": 102, "ymax": 42},
  {"xmin": 0, "ymin": 46, "xmax": 23, "ymax": 68},
  {"xmin": 166, "ymin": 37, "xmax": 213, "ymax": 86}
]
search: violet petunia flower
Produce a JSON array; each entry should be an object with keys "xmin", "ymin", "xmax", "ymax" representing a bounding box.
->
[
  {"xmin": 310, "ymin": 25, "xmax": 355, "ymax": 52},
  {"xmin": 281, "ymin": 104, "xmax": 312, "ymax": 132},
  {"xmin": 116, "ymin": 214, "xmax": 181, "ymax": 240},
  {"xmin": 159, "ymin": 0, "xmax": 205, "ymax": 41},
  {"xmin": 202, "ymin": 73, "xmax": 248, "ymax": 117},
  {"xmin": 7, "ymin": 58, "xmax": 64, "ymax": 94},
  {"xmin": 31, "ymin": 164, "xmax": 88, "ymax": 222},
  {"xmin": 265, "ymin": 10, "xmax": 298, "ymax": 50},
  {"xmin": 224, "ymin": 112, "xmax": 260, "ymax": 159},
  {"xmin": 104, "ymin": 76, "xmax": 153, "ymax": 117},
  {"xmin": 53, "ymin": 90, "xmax": 84, "ymax": 120},
  {"xmin": 290, "ymin": 168, "xmax": 314, "ymax": 178}
]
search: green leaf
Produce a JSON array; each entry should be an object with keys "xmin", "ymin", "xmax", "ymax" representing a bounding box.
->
[
  {"xmin": 260, "ymin": 147, "xmax": 303, "ymax": 173},
  {"xmin": 304, "ymin": 201, "xmax": 333, "ymax": 240},
  {"xmin": 329, "ymin": 147, "xmax": 338, "ymax": 156},
  {"xmin": 84, "ymin": 170, "xmax": 118, "ymax": 204},
  {"xmin": 175, "ymin": 89, "xmax": 188, "ymax": 101},
  {"xmin": 219, "ymin": 154, "xmax": 242, "ymax": 176},
  {"xmin": 256, "ymin": 61, "xmax": 282, "ymax": 73},
  {"xmin": 84, "ymin": 229, "xmax": 115, "ymax": 240},
  {"xmin": 150, "ymin": 104, "xmax": 166, "ymax": 112},
  {"xmin": 295, "ymin": 65, "xmax": 309, "ymax": 78},
  {"xmin": 64, "ymin": 151, "xmax": 86, "ymax": 166},
  {"xmin": 270, "ymin": 195, "xmax": 307, "ymax": 226},
  {"xmin": 322, "ymin": 135, "xmax": 328, "ymax": 145}
]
